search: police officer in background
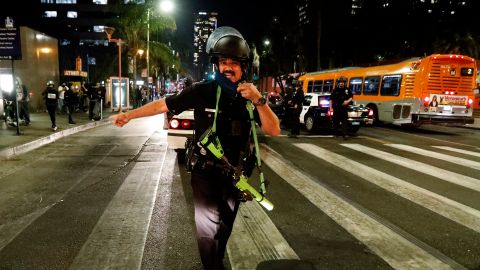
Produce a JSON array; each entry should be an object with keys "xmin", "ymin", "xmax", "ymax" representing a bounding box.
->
[
  {"xmin": 330, "ymin": 77, "xmax": 353, "ymax": 139},
  {"xmin": 288, "ymin": 82, "xmax": 304, "ymax": 138},
  {"xmin": 112, "ymin": 26, "xmax": 280, "ymax": 270}
]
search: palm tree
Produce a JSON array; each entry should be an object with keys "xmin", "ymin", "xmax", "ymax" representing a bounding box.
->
[
  {"xmin": 433, "ymin": 32, "xmax": 480, "ymax": 59},
  {"xmin": 113, "ymin": 3, "xmax": 177, "ymax": 82}
]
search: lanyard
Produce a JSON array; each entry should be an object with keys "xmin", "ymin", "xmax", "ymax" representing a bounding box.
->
[
  {"xmin": 212, "ymin": 85, "xmax": 221, "ymax": 133},
  {"xmin": 245, "ymin": 101, "xmax": 267, "ymax": 195}
]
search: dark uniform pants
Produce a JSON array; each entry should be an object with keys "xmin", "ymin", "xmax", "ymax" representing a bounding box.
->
[
  {"xmin": 191, "ymin": 169, "xmax": 240, "ymax": 270},
  {"xmin": 290, "ymin": 108, "xmax": 302, "ymax": 135},
  {"xmin": 333, "ymin": 106, "xmax": 348, "ymax": 136},
  {"xmin": 46, "ymin": 104, "xmax": 57, "ymax": 127}
]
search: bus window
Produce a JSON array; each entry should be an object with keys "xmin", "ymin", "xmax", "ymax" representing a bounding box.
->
[
  {"xmin": 312, "ymin": 80, "xmax": 323, "ymax": 92},
  {"xmin": 349, "ymin": 77, "xmax": 363, "ymax": 95},
  {"xmin": 323, "ymin": 79, "xmax": 334, "ymax": 93},
  {"xmin": 364, "ymin": 76, "xmax": 380, "ymax": 95},
  {"xmin": 381, "ymin": 74, "xmax": 402, "ymax": 96},
  {"xmin": 307, "ymin": 81, "xmax": 314, "ymax": 92}
]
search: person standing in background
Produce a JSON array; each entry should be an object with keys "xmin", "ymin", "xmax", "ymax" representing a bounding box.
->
[
  {"xmin": 288, "ymin": 84, "xmax": 304, "ymax": 138},
  {"xmin": 64, "ymin": 84, "xmax": 76, "ymax": 124},
  {"xmin": 57, "ymin": 83, "xmax": 67, "ymax": 113},
  {"xmin": 331, "ymin": 77, "xmax": 353, "ymax": 139},
  {"xmin": 18, "ymin": 81, "xmax": 30, "ymax": 125}
]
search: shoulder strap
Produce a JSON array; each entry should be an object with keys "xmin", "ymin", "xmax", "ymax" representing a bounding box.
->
[{"xmin": 246, "ymin": 101, "xmax": 267, "ymax": 195}]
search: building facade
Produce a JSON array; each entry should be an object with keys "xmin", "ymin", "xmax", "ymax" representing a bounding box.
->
[{"xmin": 193, "ymin": 11, "xmax": 217, "ymax": 81}]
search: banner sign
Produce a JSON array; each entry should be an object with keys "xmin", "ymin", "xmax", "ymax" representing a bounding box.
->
[{"xmin": 428, "ymin": 94, "xmax": 467, "ymax": 107}]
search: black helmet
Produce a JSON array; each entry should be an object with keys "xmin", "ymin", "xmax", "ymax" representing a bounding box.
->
[
  {"xmin": 337, "ymin": 76, "xmax": 347, "ymax": 83},
  {"xmin": 206, "ymin": 26, "xmax": 250, "ymax": 64}
]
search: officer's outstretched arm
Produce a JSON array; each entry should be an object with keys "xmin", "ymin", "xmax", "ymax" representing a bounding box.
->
[
  {"xmin": 256, "ymin": 105, "xmax": 281, "ymax": 136},
  {"xmin": 112, "ymin": 98, "xmax": 169, "ymax": 127}
]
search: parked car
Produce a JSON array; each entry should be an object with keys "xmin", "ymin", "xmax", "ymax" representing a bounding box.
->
[
  {"xmin": 164, "ymin": 109, "xmax": 195, "ymax": 150},
  {"xmin": 265, "ymin": 92, "xmax": 285, "ymax": 120},
  {"xmin": 299, "ymin": 92, "xmax": 373, "ymax": 133}
]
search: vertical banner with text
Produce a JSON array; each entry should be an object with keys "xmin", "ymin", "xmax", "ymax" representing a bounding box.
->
[{"xmin": 0, "ymin": 16, "xmax": 21, "ymax": 60}]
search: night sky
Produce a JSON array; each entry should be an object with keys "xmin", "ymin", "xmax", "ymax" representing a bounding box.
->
[{"xmin": 174, "ymin": 0, "xmax": 282, "ymax": 47}]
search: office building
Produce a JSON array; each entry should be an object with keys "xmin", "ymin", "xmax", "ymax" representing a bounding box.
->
[{"xmin": 193, "ymin": 11, "xmax": 217, "ymax": 81}]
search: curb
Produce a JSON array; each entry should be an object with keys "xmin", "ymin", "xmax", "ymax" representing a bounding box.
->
[{"xmin": 0, "ymin": 119, "xmax": 111, "ymax": 160}]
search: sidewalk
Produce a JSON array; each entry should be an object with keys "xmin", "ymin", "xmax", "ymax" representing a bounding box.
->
[{"xmin": 0, "ymin": 108, "xmax": 116, "ymax": 159}]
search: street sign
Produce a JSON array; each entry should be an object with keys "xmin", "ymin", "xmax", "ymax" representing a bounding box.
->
[{"xmin": 0, "ymin": 16, "xmax": 21, "ymax": 60}]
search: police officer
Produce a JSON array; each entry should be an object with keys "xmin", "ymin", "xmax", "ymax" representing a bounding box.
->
[
  {"xmin": 330, "ymin": 77, "xmax": 353, "ymax": 139},
  {"xmin": 112, "ymin": 26, "xmax": 280, "ymax": 270},
  {"xmin": 42, "ymin": 81, "xmax": 59, "ymax": 131},
  {"xmin": 288, "ymin": 82, "xmax": 304, "ymax": 138}
]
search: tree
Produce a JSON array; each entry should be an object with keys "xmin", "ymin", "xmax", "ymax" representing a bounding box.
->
[
  {"xmin": 113, "ymin": 3, "xmax": 177, "ymax": 81},
  {"xmin": 433, "ymin": 32, "xmax": 480, "ymax": 59}
]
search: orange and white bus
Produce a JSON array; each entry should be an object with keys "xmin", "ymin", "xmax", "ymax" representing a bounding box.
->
[{"xmin": 298, "ymin": 54, "xmax": 476, "ymax": 126}]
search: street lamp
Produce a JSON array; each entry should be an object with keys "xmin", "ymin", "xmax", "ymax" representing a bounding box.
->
[
  {"xmin": 104, "ymin": 26, "xmax": 123, "ymax": 112},
  {"xmin": 146, "ymin": 0, "xmax": 174, "ymax": 94},
  {"xmin": 136, "ymin": 49, "xmax": 144, "ymax": 85}
]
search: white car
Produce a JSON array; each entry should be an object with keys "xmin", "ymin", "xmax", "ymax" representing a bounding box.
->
[
  {"xmin": 299, "ymin": 92, "xmax": 372, "ymax": 133},
  {"xmin": 165, "ymin": 109, "xmax": 194, "ymax": 150}
]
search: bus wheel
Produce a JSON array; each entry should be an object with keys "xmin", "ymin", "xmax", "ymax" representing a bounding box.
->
[
  {"xmin": 305, "ymin": 115, "xmax": 316, "ymax": 132},
  {"xmin": 368, "ymin": 104, "xmax": 381, "ymax": 125}
]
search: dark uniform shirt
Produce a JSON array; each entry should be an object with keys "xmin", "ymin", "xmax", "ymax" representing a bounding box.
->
[
  {"xmin": 166, "ymin": 80, "xmax": 260, "ymax": 166},
  {"xmin": 44, "ymin": 86, "xmax": 58, "ymax": 106},
  {"xmin": 331, "ymin": 87, "xmax": 353, "ymax": 109}
]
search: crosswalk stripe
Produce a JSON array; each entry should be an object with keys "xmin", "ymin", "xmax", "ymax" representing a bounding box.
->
[
  {"xmin": 387, "ymin": 144, "xmax": 480, "ymax": 170},
  {"xmin": 342, "ymin": 144, "xmax": 480, "ymax": 193},
  {"xmin": 261, "ymin": 144, "xmax": 454, "ymax": 270},
  {"xmin": 69, "ymin": 143, "xmax": 168, "ymax": 270},
  {"xmin": 432, "ymin": 146, "xmax": 480, "ymax": 158},
  {"xmin": 228, "ymin": 201, "xmax": 299, "ymax": 270},
  {"xmin": 293, "ymin": 143, "xmax": 480, "ymax": 233}
]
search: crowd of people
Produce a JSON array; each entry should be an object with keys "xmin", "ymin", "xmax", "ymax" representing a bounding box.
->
[
  {"xmin": 40, "ymin": 81, "xmax": 106, "ymax": 131},
  {"xmin": 2, "ymin": 79, "xmax": 106, "ymax": 132}
]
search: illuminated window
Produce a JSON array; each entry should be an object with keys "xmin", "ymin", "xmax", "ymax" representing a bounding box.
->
[
  {"xmin": 93, "ymin": 25, "xmax": 105, "ymax": 32},
  {"xmin": 44, "ymin": 11, "xmax": 57, "ymax": 17},
  {"xmin": 0, "ymin": 74, "xmax": 14, "ymax": 93},
  {"xmin": 93, "ymin": 0, "xmax": 108, "ymax": 4},
  {"xmin": 67, "ymin": 11, "xmax": 77, "ymax": 18},
  {"xmin": 56, "ymin": 0, "xmax": 76, "ymax": 3},
  {"xmin": 41, "ymin": 0, "xmax": 55, "ymax": 3}
]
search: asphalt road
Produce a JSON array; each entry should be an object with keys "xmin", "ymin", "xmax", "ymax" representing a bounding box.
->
[{"xmin": 0, "ymin": 118, "xmax": 479, "ymax": 270}]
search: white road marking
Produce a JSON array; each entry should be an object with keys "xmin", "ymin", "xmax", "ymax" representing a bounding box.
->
[
  {"xmin": 341, "ymin": 144, "xmax": 480, "ymax": 192},
  {"xmin": 69, "ymin": 143, "xmax": 168, "ymax": 270},
  {"xmin": 228, "ymin": 201, "xmax": 299, "ymax": 270},
  {"xmin": 261, "ymin": 144, "xmax": 453, "ymax": 270},
  {"xmin": 294, "ymin": 143, "xmax": 480, "ymax": 234},
  {"xmin": 432, "ymin": 146, "xmax": 480, "ymax": 158},
  {"xmin": 387, "ymin": 144, "xmax": 480, "ymax": 171}
]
